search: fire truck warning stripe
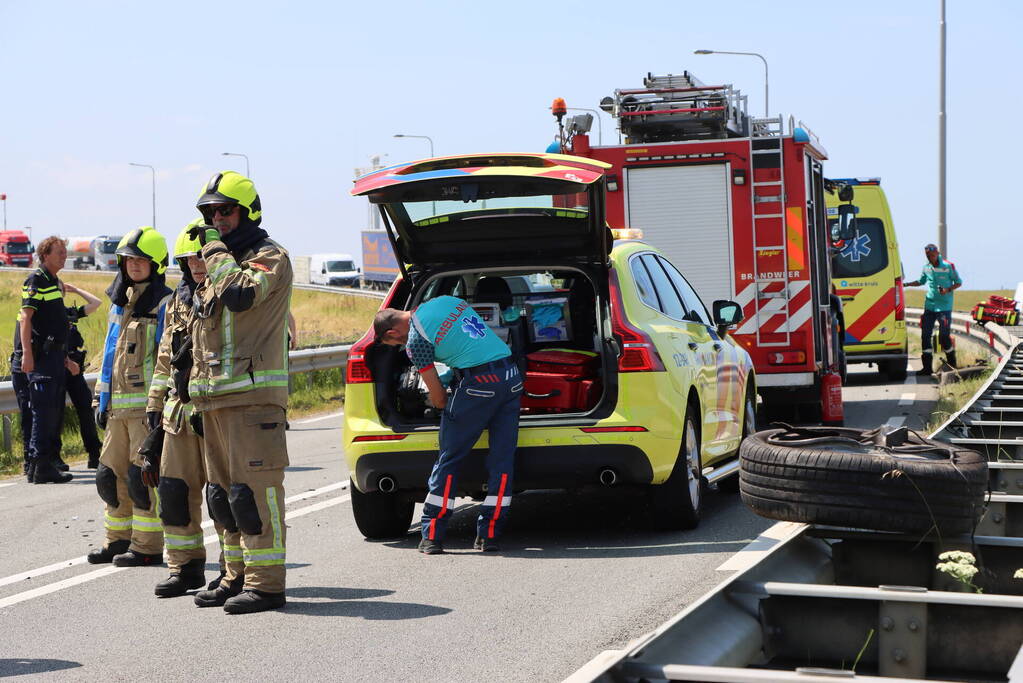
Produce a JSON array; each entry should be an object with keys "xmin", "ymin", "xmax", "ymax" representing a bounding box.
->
[{"xmin": 845, "ymin": 287, "xmax": 895, "ymax": 342}]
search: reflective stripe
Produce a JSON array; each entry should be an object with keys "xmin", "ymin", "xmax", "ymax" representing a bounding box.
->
[
  {"xmin": 243, "ymin": 487, "xmax": 285, "ymax": 566},
  {"xmin": 482, "ymin": 494, "xmax": 512, "ymax": 508},
  {"xmin": 424, "ymin": 492, "xmax": 456, "ymax": 510},
  {"xmin": 251, "ymin": 270, "xmax": 269, "ymax": 300},
  {"xmin": 132, "ymin": 513, "xmax": 163, "ymax": 532},
  {"xmin": 104, "ymin": 513, "xmax": 133, "ymax": 531},
  {"xmin": 223, "ymin": 543, "xmax": 243, "ymax": 560},
  {"xmin": 209, "ymin": 261, "xmax": 240, "ymax": 285},
  {"xmin": 150, "ymin": 373, "xmax": 169, "ymax": 389},
  {"xmin": 221, "ymin": 306, "xmax": 234, "ymax": 379},
  {"xmin": 164, "ymin": 533, "xmax": 204, "ymax": 549}
]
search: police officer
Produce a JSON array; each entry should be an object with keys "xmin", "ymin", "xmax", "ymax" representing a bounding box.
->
[
  {"xmin": 56, "ymin": 282, "xmax": 103, "ymax": 469},
  {"xmin": 375, "ymin": 295, "xmax": 523, "ymax": 554},
  {"xmin": 19, "ymin": 236, "xmax": 74, "ymax": 484},
  {"xmin": 905, "ymin": 243, "xmax": 963, "ymax": 375},
  {"xmin": 144, "ymin": 222, "xmax": 239, "ymax": 597},
  {"xmin": 186, "ymin": 172, "xmax": 292, "ymax": 614},
  {"xmin": 87, "ymin": 227, "xmax": 172, "ymax": 566}
]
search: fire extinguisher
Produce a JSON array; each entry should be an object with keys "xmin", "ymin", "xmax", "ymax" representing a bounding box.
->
[{"xmin": 821, "ymin": 369, "xmax": 844, "ymax": 426}]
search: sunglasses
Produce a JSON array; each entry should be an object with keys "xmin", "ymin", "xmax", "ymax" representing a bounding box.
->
[{"xmin": 204, "ymin": 204, "xmax": 237, "ymax": 217}]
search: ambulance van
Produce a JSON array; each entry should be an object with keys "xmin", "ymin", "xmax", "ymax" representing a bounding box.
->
[{"xmin": 827, "ymin": 178, "xmax": 907, "ymax": 380}]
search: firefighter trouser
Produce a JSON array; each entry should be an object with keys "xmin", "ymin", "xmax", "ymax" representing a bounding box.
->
[
  {"xmin": 203, "ymin": 405, "xmax": 288, "ymax": 593},
  {"xmin": 96, "ymin": 416, "xmax": 163, "ymax": 555},
  {"xmin": 158, "ymin": 426, "xmax": 209, "ymax": 572},
  {"xmin": 422, "ymin": 358, "xmax": 522, "ymax": 542},
  {"xmin": 27, "ymin": 351, "xmax": 65, "ymax": 465},
  {"xmin": 920, "ymin": 309, "xmax": 953, "ymax": 354}
]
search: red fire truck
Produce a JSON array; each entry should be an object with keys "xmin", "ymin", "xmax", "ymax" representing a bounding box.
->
[{"xmin": 556, "ymin": 71, "xmax": 842, "ymax": 423}]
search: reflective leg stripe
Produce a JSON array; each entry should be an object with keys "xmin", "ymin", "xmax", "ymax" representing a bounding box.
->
[
  {"xmin": 164, "ymin": 533, "xmax": 204, "ymax": 550},
  {"xmin": 424, "ymin": 492, "xmax": 456, "ymax": 511},
  {"xmin": 223, "ymin": 543, "xmax": 243, "ymax": 562},
  {"xmin": 132, "ymin": 513, "xmax": 163, "ymax": 532},
  {"xmin": 244, "ymin": 487, "xmax": 285, "ymax": 567},
  {"xmin": 482, "ymin": 494, "xmax": 513, "ymax": 508},
  {"xmin": 105, "ymin": 513, "xmax": 133, "ymax": 531},
  {"xmin": 428, "ymin": 518, "xmax": 437, "ymax": 541},
  {"xmin": 487, "ymin": 473, "xmax": 509, "ymax": 539},
  {"xmin": 436, "ymin": 475, "xmax": 453, "ymax": 519}
]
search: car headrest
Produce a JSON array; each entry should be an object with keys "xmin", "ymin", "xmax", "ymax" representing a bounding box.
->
[{"xmin": 475, "ymin": 276, "xmax": 513, "ymax": 310}]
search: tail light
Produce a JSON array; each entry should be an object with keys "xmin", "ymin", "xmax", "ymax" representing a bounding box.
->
[
  {"xmin": 894, "ymin": 277, "xmax": 905, "ymax": 321},
  {"xmin": 344, "ymin": 278, "xmax": 403, "ymax": 385},
  {"xmin": 609, "ymin": 269, "xmax": 665, "ymax": 372},
  {"xmin": 352, "ymin": 434, "xmax": 408, "ymax": 442},
  {"xmin": 768, "ymin": 351, "xmax": 806, "ymax": 365}
]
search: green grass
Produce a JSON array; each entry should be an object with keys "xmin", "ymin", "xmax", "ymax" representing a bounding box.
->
[{"xmin": 904, "ymin": 289, "xmax": 1014, "ymax": 313}]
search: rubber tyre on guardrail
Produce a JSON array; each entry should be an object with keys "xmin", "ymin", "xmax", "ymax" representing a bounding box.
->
[
  {"xmin": 350, "ymin": 478, "xmax": 415, "ymax": 539},
  {"xmin": 739, "ymin": 425, "xmax": 988, "ymax": 536}
]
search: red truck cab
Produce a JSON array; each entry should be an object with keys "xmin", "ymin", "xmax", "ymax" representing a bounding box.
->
[{"xmin": 0, "ymin": 231, "xmax": 34, "ymax": 267}]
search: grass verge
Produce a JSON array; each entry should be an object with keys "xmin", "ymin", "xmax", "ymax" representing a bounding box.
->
[{"xmin": 904, "ymin": 289, "xmax": 1014, "ymax": 313}]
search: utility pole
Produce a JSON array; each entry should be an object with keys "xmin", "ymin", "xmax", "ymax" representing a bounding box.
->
[{"xmin": 938, "ymin": 0, "xmax": 948, "ymax": 255}]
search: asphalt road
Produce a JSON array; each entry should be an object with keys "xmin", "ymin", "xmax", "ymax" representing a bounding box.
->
[{"xmin": 0, "ymin": 363, "xmax": 937, "ymax": 682}]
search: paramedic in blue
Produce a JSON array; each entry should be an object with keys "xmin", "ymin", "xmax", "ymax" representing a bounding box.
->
[
  {"xmin": 905, "ymin": 243, "xmax": 963, "ymax": 375},
  {"xmin": 375, "ymin": 295, "xmax": 523, "ymax": 554}
]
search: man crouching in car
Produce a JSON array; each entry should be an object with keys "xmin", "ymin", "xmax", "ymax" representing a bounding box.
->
[{"xmin": 375, "ymin": 295, "xmax": 523, "ymax": 555}]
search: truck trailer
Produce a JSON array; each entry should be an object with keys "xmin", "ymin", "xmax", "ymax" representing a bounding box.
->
[{"xmin": 360, "ymin": 230, "xmax": 399, "ymax": 290}]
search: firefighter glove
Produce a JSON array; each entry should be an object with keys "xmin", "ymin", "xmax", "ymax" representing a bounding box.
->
[
  {"xmin": 187, "ymin": 222, "xmax": 220, "ymax": 247},
  {"xmin": 170, "ymin": 335, "xmax": 193, "ymax": 403},
  {"xmin": 95, "ymin": 407, "xmax": 108, "ymax": 430},
  {"xmin": 189, "ymin": 411, "xmax": 204, "ymax": 438},
  {"xmin": 138, "ymin": 425, "xmax": 165, "ymax": 488},
  {"xmin": 146, "ymin": 411, "xmax": 161, "ymax": 431}
]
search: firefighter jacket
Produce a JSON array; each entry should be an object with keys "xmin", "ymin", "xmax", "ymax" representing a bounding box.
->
[
  {"xmin": 188, "ymin": 235, "xmax": 292, "ymax": 411},
  {"xmin": 95, "ymin": 283, "xmax": 171, "ymax": 418},
  {"xmin": 147, "ymin": 287, "xmax": 195, "ymax": 434}
]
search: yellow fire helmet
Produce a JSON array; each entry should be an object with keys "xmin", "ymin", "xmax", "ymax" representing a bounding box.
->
[
  {"xmin": 196, "ymin": 170, "xmax": 262, "ymax": 225},
  {"xmin": 175, "ymin": 219, "xmax": 205, "ymax": 262},
  {"xmin": 116, "ymin": 226, "xmax": 169, "ymax": 275}
]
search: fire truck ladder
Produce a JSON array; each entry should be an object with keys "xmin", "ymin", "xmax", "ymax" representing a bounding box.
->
[{"xmin": 750, "ymin": 116, "xmax": 791, "ymax": 348}]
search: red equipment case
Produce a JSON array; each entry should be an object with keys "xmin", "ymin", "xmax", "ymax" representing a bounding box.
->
[
  {"xmin": 522, "ymin": 372, "xmax": 600, "ymax": 413},
  {"xmin": 526, "ymin": 349, "xmax": 600, "ymax": 377}
]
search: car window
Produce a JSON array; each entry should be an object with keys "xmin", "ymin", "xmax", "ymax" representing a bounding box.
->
[
  {"xmin": 829, "ymin": 217, "xmax": 889, "ymax": 278},
  {"xmin": 640, "ymin": 254, "xmax": 686, "ymax": 320},
  {"xmin": 657, "ymin": 256, "xmax": 711, "ymax": 325},
  {"xmin": 629, "ymin": 255, "xmax": 660, "ymax": 310}
]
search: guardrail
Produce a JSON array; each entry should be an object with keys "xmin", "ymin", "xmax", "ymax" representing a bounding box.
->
[{"xmin": 906, "ymin": 306, "xmax": 1016, "ymax": 358}]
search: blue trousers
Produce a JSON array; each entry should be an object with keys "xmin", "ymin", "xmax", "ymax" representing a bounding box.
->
[
  {"xmin": 27, "ymin": 351, "xmax": 66, "ymax": 464},
  {"xmin": 422, "ymin": 357, "xmax": 522, "ymax": 542},
  {"xmin": 12, "ymin": 369, "xmax": 32, "ymax": 464},
  {"xmin": 920, "ymin": 309, "xmax": 952, "ymax": 353}
]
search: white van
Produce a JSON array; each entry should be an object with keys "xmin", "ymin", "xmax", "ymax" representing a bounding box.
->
[{"xmin": 310, "ymin": 253, "xmax": 361, "ymax": 287}]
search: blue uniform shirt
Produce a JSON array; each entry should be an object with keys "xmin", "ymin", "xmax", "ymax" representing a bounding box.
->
[
  {"xmin": 919, "ymin": 257, "xmax": 962, "ymax": 312},
  {"xmin": 405, "ymin": 295, "xmax": 510, "ymax": 372}
]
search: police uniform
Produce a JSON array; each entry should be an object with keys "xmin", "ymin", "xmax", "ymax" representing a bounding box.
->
[
  {"xmin": 406, "ymin": 295, "xmax": 523, "ymax": 550},
  {"xmin": 56, "ymin": 305, "xmax": 102, "ymax": 466},
  {"xmin": 12, "ymin": 316, "xmax": 35, "ymax": 475},
  {"xmin": 918, "ymin": 255, "xmax": 963, "ymax": 371},
  {"xmin": 20, "ymin": 266, "xmax": 72, "ymax": 483}
]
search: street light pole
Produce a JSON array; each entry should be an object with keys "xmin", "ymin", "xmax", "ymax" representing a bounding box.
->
[
  {"xmin": 394, "ymin": 134, "xmax": 436, "ymax": 214},
  {"xmin": 129, "ymin": 163, "xmax": 156, "ymax": 228},
  {"xmin": 694, "ymin": 49, "xmax": 769, "ymax": 118},
  {"xmin": 222, "ymin": 151, "xmax": 251, "ymax": 178},
  {"xmin": 938, "ymin": 0, "xmax": 947, "ymax": 255},
  {"xmin": 566, "ymin": 107, "xmax": 604, "ymax": 145},
  {"xmin": 0, "ymin": 194, "xmax": 6, "ymax": 232}
]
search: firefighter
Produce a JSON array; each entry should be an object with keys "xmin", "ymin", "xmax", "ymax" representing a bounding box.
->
[
  {"xmin": 17, "ymin": 236, "xmax": 75, "ymax": 484},
  {"xmin": 142, "ymin": 222, "xmax": 239, "ymax": 597},
  {"xmin": 87, "ymin": 226, "xmax": 173, "ymax": 566},
  {"xmin": 186, "ymin": 171, "xmax": 293, "ymax": 614},
  {"xmin": 905, "ymin": 243, "xmax": 963, "ymax": 375},
  {"xmin": 374, "ymin": 296, "xmax": 522, "ymax": 554},
  {"xmin": 56, "ymin": 283, "xmax": 104, "ymax": 469}
]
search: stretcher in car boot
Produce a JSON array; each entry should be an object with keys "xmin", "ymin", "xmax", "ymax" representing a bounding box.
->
[
  {"xmin": 526, "ymin": 349, "xmax": 600, "ymax": 377},
  {"xmin": 521, "ymin": 372, "xmax": 600, "ymax": 413}
]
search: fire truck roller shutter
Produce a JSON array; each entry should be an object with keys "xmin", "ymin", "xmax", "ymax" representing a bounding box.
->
[{"xmin": 625, "ymin": 164, "xmax": 733, "ymax": 305}]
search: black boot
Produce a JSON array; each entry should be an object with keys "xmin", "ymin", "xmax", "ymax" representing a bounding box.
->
[
  {"xmin": 112, "ymin": 549, "xmax": 164, "ymax": 567},
  {"xmin": 87, "ymin": 539, "xmax": 131, "ymax": 565},
  {"xmin": 24, "ymin": 460, "xmax": 33, "ymax": 483},
  {"xmin": 32, "ymin": 460, "xmax": 72, "ymax": 484},
  {"xmin": 207, "ymin": 569, "xmax": 227, "ymax": 591},
  {"xmin": 155, "ymin": 558, "xmax": 206, "ymax": 597},
  {"xmin": 223, "ymin": 589, "xmax": 286, "ymax": 614},
  {"xmin": 917, "ymin": 352, "xmax": 933, "ymax": 376},
  {"xmin": 194, "ymin": 573, "xmax": 244, "ymax": 608},
  {"xmin": 53, "ymin": 455, "xmax": 69, "ymax": 472},
  {"xmin": 945, "ymin": 349, "xmax": 957, "ymax": 369}
]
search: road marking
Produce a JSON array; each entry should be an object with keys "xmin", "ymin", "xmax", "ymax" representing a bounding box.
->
[
  {"xmin": 716, "ymin": 521, "xmax": 805, "ymax": 572},
  {"xmin": 294, "ymin": 410, "xmax": 344, "ymax": 425},
  {"xmin": 0, "ymin": 483, "xmax": 15, "ymax": 489},
  {"xmin": 0, "ymin": 492, "xmax": 351, "ymax": 610},
  {"xmin": 886, "ymin": 415, "xmax": 907, "ymax": 429},
  {"xmin": 0, "ymin": 480, "xmax": 349, "ymax": 591},
  {"xmin": 898, "ymin": 392, "xmax": 915, "ymax": 406}
]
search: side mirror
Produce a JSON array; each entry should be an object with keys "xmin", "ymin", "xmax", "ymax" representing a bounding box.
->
[
  {"xmin": 838, "ymin": 185, "xmax": 854, "ymax": 202},
  {"xmin": 712, "ymin": 299, "xmax": 743, "ymax": 336},
  {"xmin": 357, "ymin": 267, "xmax": 362, "ymax": 273},
  {"xmin": 321, "ymin": 266, "xmax": 327, "ymax": 274},
  {"xmin": 831, "ymin": 204, "xmax": 858, "ymax": 242}
]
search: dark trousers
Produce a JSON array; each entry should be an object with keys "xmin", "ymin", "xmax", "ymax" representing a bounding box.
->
[
  {"xmin": 27, "ymin": 351, "xmax": 66, "ymax": 464},
  {"xmin": 920, "ymin": 309, "xmax": 952, "ymax": 353},
  {"xmin": 421, "ymin": 357, "xmax": 522, "ymax": 542},
  {"xmin": 12, "ymin": 370, "xmax": 33, "ymax": 464},
  {"xmin": 56, "ymin": 369, "xmax": 102, "ymax": 458}
]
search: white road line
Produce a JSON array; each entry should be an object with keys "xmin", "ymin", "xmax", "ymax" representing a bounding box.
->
[
  {"xmin": 0, "ymin": 483, "xmax": 16, "ymax": 489},
  {"xmin": 293, "ymin": 410, "xmax": 344, "ymax": 425},
  {"xmin": 898, "ymin": 392, "xmax": 915, "ymax": 406},
  {"xmin": 716, "ymin": 521, "xmax": 805, "ymax": 572},
  {"xmin": 0, "ymin": 493, "xmax": 351, "ymax": 610},
  {"xmin": 886, "ymin": 415, "xmax": 907, "ymax": 429},
  {"xmin": 0, "ymin": 480, "xmax": 348, "ymax": 590}
]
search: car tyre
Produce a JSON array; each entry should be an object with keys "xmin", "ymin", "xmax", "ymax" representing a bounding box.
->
[
  {"xmin": 882, "ymin": 358, "xmax": 908, "ymax": 382},
  {"xmin": 718, "ymin": 387, "xmax": 756, "ymax": 494},
  {"xmin": 648, "ymin": 405, "xmax": 702, "ymax": 530},
  {"xmin": 350, "ymin": 478, "xmax": 415, "ymax": 539},
  {"xmin": 739, "ymin": 426, "xmax": 987, "ymax": 535}
]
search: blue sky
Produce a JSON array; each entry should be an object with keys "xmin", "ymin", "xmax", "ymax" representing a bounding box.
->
[{"xmin": 1, "ymin": 0, "xmax": 1018, "ymax": 288}]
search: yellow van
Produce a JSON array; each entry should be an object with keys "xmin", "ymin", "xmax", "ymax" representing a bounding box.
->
[{"xmin": 827, "ymin": 178, "xmax": 908, "ymax": 381}]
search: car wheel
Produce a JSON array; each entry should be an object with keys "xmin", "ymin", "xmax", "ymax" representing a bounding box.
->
[
  {"xmin": 739, "ymin": 426, "xmax": 987, "ymax": 535},
  {"xmin": 349, "ymin": 478, "xmax": 415, "ymax": 539},
  {"xmin": 718, "ymin": 388, "xmax": 756, "ymax": 494},
  {"xmin": 883, "ymin": 358, "xmax": 908, "ymax": 382},
  {"xmin": 648, "ymin": 405, "xmax": 702, "ymax": 530}
]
